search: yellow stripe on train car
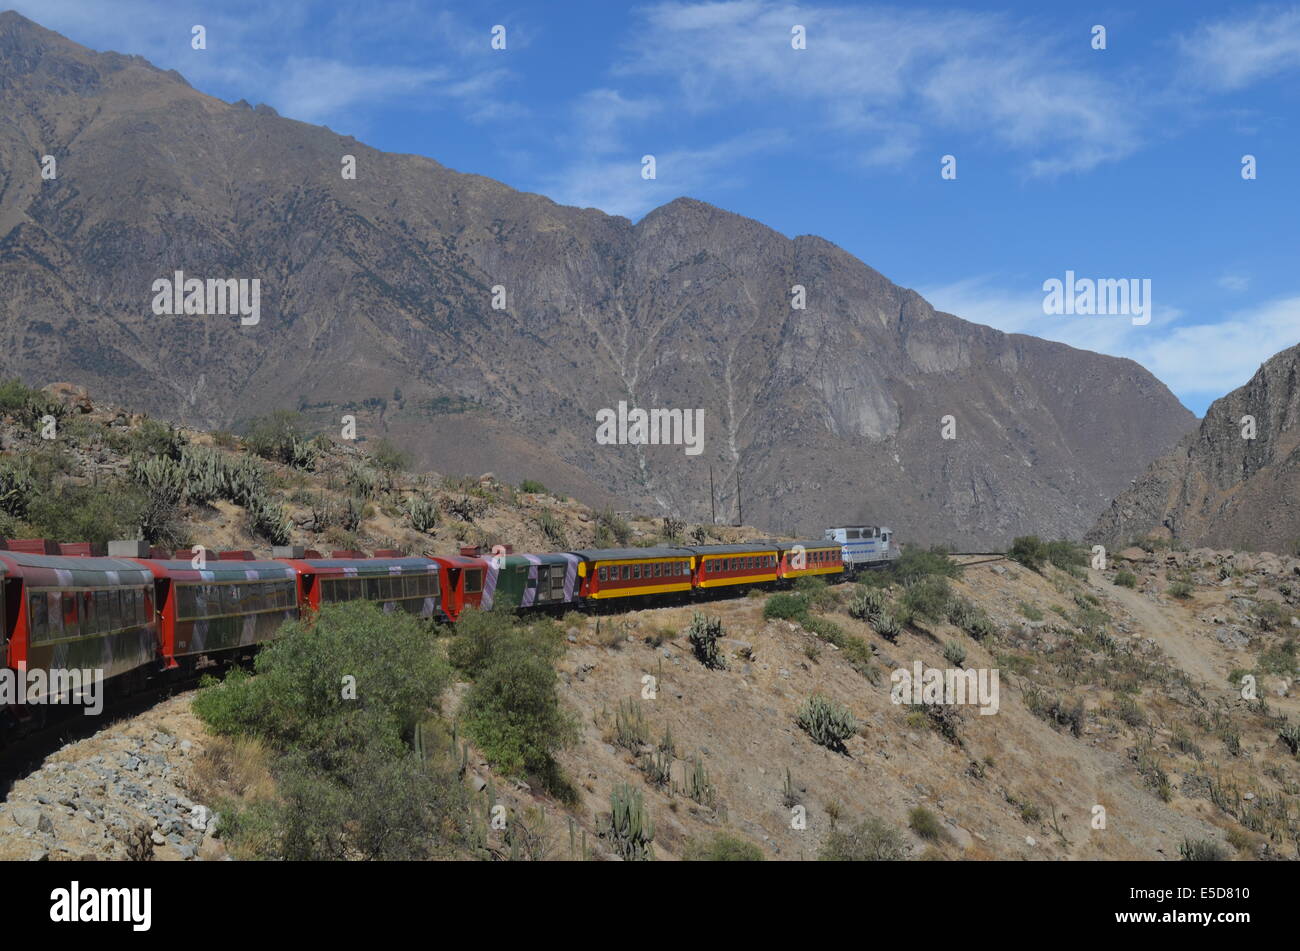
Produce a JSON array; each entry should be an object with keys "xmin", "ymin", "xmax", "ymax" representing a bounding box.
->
[
  {"xmin": 591, "ymin": 581, "xmax": 693, "ymax": 599},
  {"xmin": 698, "ymin": 572, "xmax": 779, "ymax": 587}
]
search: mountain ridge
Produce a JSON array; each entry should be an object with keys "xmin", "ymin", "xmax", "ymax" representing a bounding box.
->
[{"xmin": 0, "ymin": 10, "xmax": 1196, "ymax": 547}]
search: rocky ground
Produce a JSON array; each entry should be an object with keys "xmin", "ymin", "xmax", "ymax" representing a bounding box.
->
[{"xmin": 0, "ymin": 695, "xmax": 225, "ymax": 862}]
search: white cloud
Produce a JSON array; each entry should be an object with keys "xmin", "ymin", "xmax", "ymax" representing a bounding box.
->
[
  {"xmin": 921, "ymin": 276, "xmax": 1300, "ymax": 410},
  {"xmin": 1218, "ymin": 273, "xmax": 1251, "ymax": 292},
  {"xmin": 1179, "ymin": 5, "xmax": 1300, "ymax": 90},
  {"xmin": 539, "ymin": 130, "xmax": 788, "ymax": 219},
  {"xmin": 612, "ymin": 1, "xmax": 1143, "ymax": 176}
]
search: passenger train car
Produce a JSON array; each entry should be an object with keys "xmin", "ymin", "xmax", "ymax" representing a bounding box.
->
[{"xmin": 0, "ymin": 524, "xmax": 896, "ymax": 734}]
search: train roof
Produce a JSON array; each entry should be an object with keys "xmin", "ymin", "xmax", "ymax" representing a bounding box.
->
[
  {"xmin": 143, "ymin": 559, "xmax": 297, "ymax": 582},
  {"xmin": 294, "ymin": 556, "xmax": 438, "ymax": 576},
  {"xmin": 682, "ymin": 543, "xmax": 780, "ymax": 555},
  {"xmin": 0, "ymin": 551, "xmax": 154, "ymax": 586},
  {"xmin": 568, "ymin": 547, "xmax": 695, "ymax": 561},
  {"xmin": 765, "ymin": 539, "xmax": 841, "ymax": 551}
]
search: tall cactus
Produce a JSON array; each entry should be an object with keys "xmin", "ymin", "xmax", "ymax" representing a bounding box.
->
[{"xmin": 609, "ymin": 783, "xmax": 655, "ymax": 861}]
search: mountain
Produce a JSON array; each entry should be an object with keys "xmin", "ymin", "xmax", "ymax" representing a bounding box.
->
[
  {"xmin": 0, "ymin": 11, "xmax": 1196, "ymax": 547},
  {"xmin": 1089, "ymin": 343, "xmax": 1300, "ymax": 553}
]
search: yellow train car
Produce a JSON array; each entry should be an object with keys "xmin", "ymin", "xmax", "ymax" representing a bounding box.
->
[{"xmin": 571, "ymin": 547, "xmax": 695, "ymax": 600}]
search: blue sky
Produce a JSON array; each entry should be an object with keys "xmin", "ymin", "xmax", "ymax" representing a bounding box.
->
[{"xmin": 18, "ymin": 0, "xmax": 1300, "ymax": 415}]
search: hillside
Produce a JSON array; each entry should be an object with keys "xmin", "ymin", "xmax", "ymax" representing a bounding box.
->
[
  {"xmin": 1089, "ymin": 342, "xmax": 1300, "ymax": 554},
  {"xmin": 0, "ymin": 11, "xmax": 1197, "ymax": 548},
  {"xmin": 5, "ymin": 539, "xmax": 1299, "ymax": 861}
]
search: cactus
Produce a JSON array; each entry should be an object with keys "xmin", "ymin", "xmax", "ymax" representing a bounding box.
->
[
  {"xmin": 782, "ymin": 767, "xmax": 800, "ymax": 808},
  {"xmin": 687, "ymin": 612, "xmax": 726, "ymax": 669},
  {"xmin": 797, "ymin": 694, "xmax": 858, "ymax": 753},
  {"xmin": 0, "ymin": 457, "xmax": 36, "ymax": 517},
  {"xmin": 874, "ymin": 612, "xmax": 902, "ymax": 642},
  {"xmin": 639, "ymin": 748, "xmax": 672, "ymax": 788},
  {"xmin": 608, "ymin": 783, "xmax": 655, "ymax": 861},
  {"xmin": 848, "ymin": 587, "xmax": 886, "ymax": 622},
  {"xmin": 614, "ymin": 698, "xmax": 648, "ymax": 750},
  {"xmin": 686, "ymin": 755, "xmax": 717, "ymax": 808},
  {"xmin": 247, "ymin": 491, "xmax": 291, "ymax": 545},
  {"xmin": 403, "ymin": 494, "xmax": 440, "ymax": 533}
]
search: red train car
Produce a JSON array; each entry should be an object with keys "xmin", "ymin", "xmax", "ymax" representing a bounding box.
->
[{"xmin": 428, "ymin": 554, "xmax": 489, "ymax": 620}]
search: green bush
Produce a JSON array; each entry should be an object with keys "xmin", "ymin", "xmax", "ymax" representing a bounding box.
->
[
  {"xmin": 1167, "ymin": 580, "xmax": 1193, "ymax": 600},
  {"xmin": 819, "ymin": 817, "xmax": 907, "ymax": 861},
  {"xmin": 595, "ymin": 506, "xmax": 631, "ymax": 546},
  {"xmin": 519, "ymin": 479, "xmax": 547, "ymax": 494},
  {"xmin": 191, "ymin": 602, "xmax": 470, "ymax": 860},
  {"xmin": 889, "ymin": 546, "xmax": 963, "ymax": 585},
  {"xmin": 1114, "ymin": 569, "xmax": 1137, "ymax": 588},
  {"xmin": 369, "ymin": 438, "xmax": 411, "ymax": 474},
  {"xmin": 797, "ymin": 694, "xmax": 858, "ymax": 753},
  {"xmin": 682, "ymin": 832, "xmax": 763, "ymax": 861},
  {"xmin": 457, "ymin": 612, "xmax": 576, "ymax": 786},
  {"xmin": 764, "ymin": 592, "xmax": 809, "ymax": 621},
  {"xmin": 1008, "ymin": 536, "xmax": 1047, "ymax": 571},
  {"xmin": 193, "ymin": 601, "xmax": 450, "ymax": 755},
  {"xmin": 0, "ymin": 377, "xmax": 40, "ymax": 413},
  {"xmin": 25, "ymin": 482, "xmax": 145, "ymax": 546},
  {"xmin": 901, "ymin": 576, "xmax": 952, "ymax": 622}
]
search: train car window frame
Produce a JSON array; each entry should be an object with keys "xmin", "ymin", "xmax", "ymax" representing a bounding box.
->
[
  {"xmin": 61, "ymin": 592, "xmax": 78, "ymax": 632},
  {"xmin": 28, "ymin": 591, "xmax": 49, "ymax": 642},
  {"xmin": 598, "ymin": 566, "xmax": 607, "ymax": 582}
]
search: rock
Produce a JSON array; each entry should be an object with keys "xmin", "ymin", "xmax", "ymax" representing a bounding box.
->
[
  {"xmin": 11, "ymin": 807, "xmax": 53, "ymax": 833},
  {"xmin": 150, "ymin": 831, "xmax": 165, "ymax": 845}
]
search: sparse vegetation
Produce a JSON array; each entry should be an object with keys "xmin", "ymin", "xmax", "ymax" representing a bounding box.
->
[{"xmin": 819, "ymin": 816, "xmax": 908, "ymax": 861}]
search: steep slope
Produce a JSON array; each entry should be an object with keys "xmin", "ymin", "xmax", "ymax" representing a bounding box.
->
[
  {"xmin": 1089, "ymin": 342, "xmax": 1300, "ymax": 552},
  {"xmin": 0, "ymin": 11, "xmax": 1195, "ymax": 547}
]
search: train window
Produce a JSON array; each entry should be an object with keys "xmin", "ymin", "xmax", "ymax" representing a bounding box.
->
[
  {"xmin": 847, "ymin": 529, "xmax": 860, "ymax": 539},
  {"xmin": 653, "ymin": 563, "xmax": 661, "ymax": 578},
  {"xmin": 632, "ymin": 564, "xmax": 640, "ymax": 579},
  {"xmin": 62, "ymin": 593, "xmax": 78, "ymax": 631},
  {"xmin": 465, "ymin": 569, "xmax": 483, "ymax": 594},
  {"xmin": 46, "ymin": 592, "xmax": 63, "ymax": 638},
  {"xmin": 94, "ymin": 590, "xmax": 111, "ymax": 633},
  {"xmin": 598, "ymin": 566, "xmax": 607, "ymax": 582},
  {"xmin": 29, "ymin": 593, "xmax": 48, "ymax": 642}
]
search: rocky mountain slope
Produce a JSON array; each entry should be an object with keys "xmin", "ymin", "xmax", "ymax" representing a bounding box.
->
[
  {"xmin": 0, "ymin": 11, "xmax": 1196, "ymax": 547},
  {"xmin": 1090, "ymin": 343, "xmax": 1300, "ymax": 553}
]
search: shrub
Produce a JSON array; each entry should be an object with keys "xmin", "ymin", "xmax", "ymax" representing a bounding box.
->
[
  {"xmin": 687, "ymin": 612, "xmax": 726, "ymax": 669},
  {"xmin": 901, "ymin": 576, "xmax": 952, "ymax": 622},
  {"xmin": 25, "ymin": 482, "xmax": 144, "ymax": 546},
  {"xmin": 819, "ymin": 817, "xmax": 907, "ymax": 861},
  {"xmin": 244, "ymin": 411, "xmax": 311, "ymax": 466},
  {"xmin": 908, "ymin": 806, "xmax": 948, "ymax": 842},
  {"xmin": 0, "ymin": 377, "xmax": 40, "ymax": 413},
  {"xmin": 193, "ymin": 601, "xmax": 451, "ymax": 754},
  {"xmin": 459, "ymin": 617, "xmax": 577, "ymax": 782},
  {"xmin": 682, "ymin": 832, "xmax": 763, "ymax": 861},
  {"xmin": 1008, "ymin": 536, "xmax": 1047, "ymax": 571},
  {"xmin": 369, "ymin": 438, "xmax": 411, "ymax": 474},
  {"xmin": 797, "ymin": 694, "xmax": 858, "ymax": 753},
  {"xmin": 764, "ymin": 592, "xmax": 809, "ymax": 621},
  {"xmin": 943, "ymin": 640, "xmax": 967, "ymax": 666},
  {"xmin": 0, "ymin": 457, "xmax": 35, "ymax": 518},
  {"xmin": 1045, "ymin": 540, "xmax": 1087, "ymax": 574},
  {"xmin": 595, "ymin": 506, "xmax": 631, "ymax": 546},
  {"xmin": 948, "ymin": 596, "xmax": 994, "ymax": 640},
  {"xmin": 1114, "ymin": 569, "xmax": 1137, "ymax": 588},
  {"xmin": 519, "ymin": 479, "xmax": 547, "ymax": 494},
  {"xmin": 889, "ymin": 546, "xmax": 963, "ymax": 585},
  {"xmin": 1179, "ymin": 837, "xmax": 1229, "ymax": 862},
  {"xmin": 1167, "ymin": 580, "xmax": 1193, "ymax": 600},
  {"xmin": 537, "ymin": 509, "xmax": 567, "ymax": 548},
  {"xmin": 874, "ymin": 612, "xmax": 903, "ymax": 641}
]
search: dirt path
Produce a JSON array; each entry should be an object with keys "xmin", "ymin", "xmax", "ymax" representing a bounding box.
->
[{"xmin": 1089, "ymin": 568, "xmax": 1225, "ymax": 689}]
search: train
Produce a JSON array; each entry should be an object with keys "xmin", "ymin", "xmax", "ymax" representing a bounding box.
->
[{"xmin": 0, "ymin": 526, "xmax": 896, "ymax": 731}]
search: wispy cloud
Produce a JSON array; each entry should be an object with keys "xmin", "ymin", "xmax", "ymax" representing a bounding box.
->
[
  {"xmin": 921, "ymin": 276, "xmax": 1300, "ymax": 411},
  {"xmin": 612, "ymin": 1, "xmax": 1144, "ymax": 176},
  {"xmin": 11, "ymin": 0, "xmax": 520, "ymax": 131},
  {"xmin": 1179, "ymin": 4, "xmax": 1300, "ymax": 90}
]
